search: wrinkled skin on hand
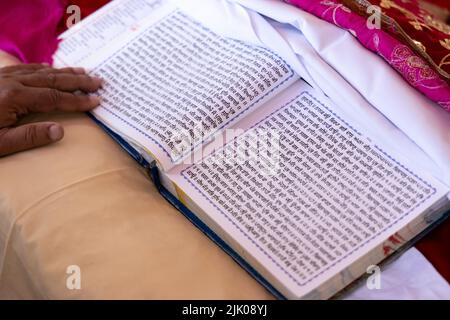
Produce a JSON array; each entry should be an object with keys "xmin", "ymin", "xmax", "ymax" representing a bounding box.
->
[{"xmin": 0, "ymin": 63, "xmax": 102, "ymax": 156}]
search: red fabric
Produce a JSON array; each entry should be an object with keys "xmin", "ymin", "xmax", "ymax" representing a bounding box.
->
[
  {"xmin": 365, "ymin": 0, "xmax": 450, "ymax": 82},
  {"xmin": 424, "ymin": 0, "xmax": 450, "ymax": 9},
  {"xmin": 416, "ymin": 218, "xmax": 450, "ymax": 282},
  {"xmin": 58, "ymin": 0, "xmax": 110, "ymax": 33}
]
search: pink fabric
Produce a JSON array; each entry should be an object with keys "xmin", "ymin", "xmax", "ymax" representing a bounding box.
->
[
  {"xmin": 0, "ymin": 0, "xmax": 66, "ymax": 64},
  {"xmin": 286, "ymin": 0, "xmax": 450, "ymax": 112}
]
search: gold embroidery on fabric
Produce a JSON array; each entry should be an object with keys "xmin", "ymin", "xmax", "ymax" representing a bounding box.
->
[
  {"xmin": 320, "ymin": 0, "xmax": 352, "ymax": 27},
  {"xmin": 412, "ymin": 40, "xmax": 426, "ymax": 52},
  {"xmin": 380, "ymin": 0, "xmax": 450, "ymax": 35},
  {"xmin": 380, "ymin": 0, "xmax": 432, "ymax": 31},
  {"xmin": 342, "ymin": 0, "xmax": 450, "ymax": 79},
  {"xmin": 423, "ymin": 15, "xmax": 450, "ymax": 35},
  {"xmin": 440, "ymin": 40, "xmax": 450, "ymax": 68}
]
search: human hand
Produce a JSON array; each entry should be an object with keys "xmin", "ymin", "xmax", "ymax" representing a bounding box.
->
[{"xmin": 0, "ymin": 64, "xmax": 102, "ymax": 156}]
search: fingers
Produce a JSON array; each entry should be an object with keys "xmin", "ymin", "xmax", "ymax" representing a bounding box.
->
[
  {"xmin": 17, "ymin": 66, "xmax": 86, "ymax": 76},
  {"xmin": 0, "ymin": 64, "xmax": 103, "ymax": 92},
  {"xmin": 47, "ymin": 67, "xmax": 86, "ymax": 75},
  {"xmin": 1, "ymin": 64, "xmax": 88, "ymax": 77},
  {"xmin": 0, "ymin": 63, "xmax": 48, "ymax": 74},
  {"xmin": 25, "ymin": 87, "xmax": 101, "ymax": 113},
  {"xmin": 0, "ymin": 122, "xmax": 64, "ymax": 156},
  {"xmin": 18, "ymin": 72, "xmax": 103, "ymax": 92}
]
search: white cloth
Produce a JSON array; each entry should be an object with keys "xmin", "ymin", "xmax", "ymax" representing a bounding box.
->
[{"xmin": 343, "ymin": 248, "xmax": 450, "ymax": 300}]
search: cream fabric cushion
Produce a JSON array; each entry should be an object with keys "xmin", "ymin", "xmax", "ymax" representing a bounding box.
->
[{"xmin": 0, "ymin": 112, "xmax": 272, "ymax": 299}]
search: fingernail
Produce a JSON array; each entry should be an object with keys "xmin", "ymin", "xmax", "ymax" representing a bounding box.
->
[
  {"xmin": 74, "ymin": 67, "xmax": 85, "ymax": 74},
  {"xmin": 48, "ymin": 125, "xmax": 64, "ymax": 141},
  {"xmin": 90, "ymin": 96, "xmax": 101, "ymax": 106},
  {"xmin": 93, "ymin": 77, "xmax": 103, "ymax": 86}
]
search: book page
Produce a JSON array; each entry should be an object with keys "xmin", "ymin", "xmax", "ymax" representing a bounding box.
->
[
  {"xmin": 167, "ymin": 80, "xmax": 450, "ymax": 298},
  {"xmin": 55, "ymin": 0, "xmax": 167, "ymax": 66},
  {"xmin": 54, "ymin": 0, "xmax": 298, "ymax": 171}
]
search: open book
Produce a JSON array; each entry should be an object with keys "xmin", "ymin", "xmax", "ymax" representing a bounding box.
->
[{"xmin": 54, "ymin": 0, "xmax": 450, "ymax": 299}]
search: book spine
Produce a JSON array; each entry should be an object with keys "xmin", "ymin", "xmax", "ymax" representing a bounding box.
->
[{"xmin": 148, "ymin": 163, "xmax": 287, "ymax": 300}]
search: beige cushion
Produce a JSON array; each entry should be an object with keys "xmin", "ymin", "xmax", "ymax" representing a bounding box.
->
[{"xmin": 0, "ymin": 112, "xmax": 273, "ymax": 299}]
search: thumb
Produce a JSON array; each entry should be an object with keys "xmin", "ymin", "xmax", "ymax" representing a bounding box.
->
[{"xmin": 0, "ymin": 122, "xmax": 64, "ymax": 156}]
